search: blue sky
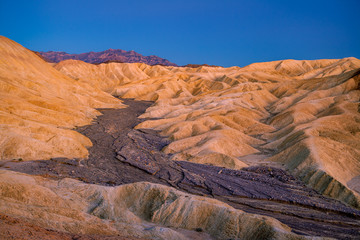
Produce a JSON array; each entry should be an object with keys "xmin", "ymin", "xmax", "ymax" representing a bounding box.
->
[{"xmin": 0, "ymin": 0, "xmax": 359, "ymax": 67}]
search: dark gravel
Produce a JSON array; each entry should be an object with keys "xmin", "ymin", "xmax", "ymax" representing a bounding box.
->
[{"xmin": 4, "ymin": 98, "xmax": 360, "ymax": 239}]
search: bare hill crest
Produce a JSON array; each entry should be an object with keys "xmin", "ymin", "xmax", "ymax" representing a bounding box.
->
[{"xmin": 39, "ymin": 48, "xmax": 178, "ymax": 66}]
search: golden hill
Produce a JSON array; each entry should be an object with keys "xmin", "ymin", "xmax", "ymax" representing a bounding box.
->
[
  {"xmin": 0, "ymin": 169, "xmax": 313, "ymax": 240},
  {"xmin": 1, "ymin": 36, "xmax": 360, "ymax": 239},
  {"xmin": 55, "ymin": 55, "xmax": 360, "ymax": 208},
  {"xmin": 0, "ymin": 36, "xmax": 124, "ymax": 160}
]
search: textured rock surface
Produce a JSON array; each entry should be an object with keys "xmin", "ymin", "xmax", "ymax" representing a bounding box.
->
[
  {"xmin": 0, "ymin": 36, "xmax": 124, "ymax": 161},
  {"xmin": 0, "ymin": 169, "xmax": 317, "ymax": 240},
  {"xmin": 0, "ymin": 213, "xmax": 147, "ymax": 240},
  {"xmin": 1, "ymin": 35, "xmax": 360, "ymax": 239},
  {"xmin": 6, "ymin": 99, "xmax": 360, "ymax": 239},
  {"xmin": 39, "ymin": 48, "xmax": 177, "ymax": 66},
  {"xmin": 56, "ymin": 55, "xmax": 360, "ymax": 208}
]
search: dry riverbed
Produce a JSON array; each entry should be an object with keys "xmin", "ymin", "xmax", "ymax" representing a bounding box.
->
[{"xmin": 3, "ymin": 98, "xmax": 360, "ymax": 239}]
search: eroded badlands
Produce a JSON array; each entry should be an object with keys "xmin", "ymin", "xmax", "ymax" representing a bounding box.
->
[
  {"xmin": 1, "ymin": 36, "xmax": 360, "ymax": 239},
  {"xmin": 56, "ymin": 49, "xmax": 360, "ymax": 209}
]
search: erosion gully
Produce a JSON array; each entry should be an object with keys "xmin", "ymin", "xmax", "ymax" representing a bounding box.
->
[{"xmin": 4, "ymin": 98, "xmax": 360, "ymax": 239}]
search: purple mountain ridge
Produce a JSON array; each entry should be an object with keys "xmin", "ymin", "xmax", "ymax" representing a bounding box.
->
[{"xmin": 39, "ymin": 49, "xmax": 178, "ymax": 66}]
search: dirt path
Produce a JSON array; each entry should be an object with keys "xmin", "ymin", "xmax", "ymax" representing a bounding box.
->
[{"xmin": 3, "ymin": 98, "xmax": 360, "ymax": 239}]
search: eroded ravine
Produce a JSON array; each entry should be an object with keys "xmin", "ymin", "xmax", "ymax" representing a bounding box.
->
[{"xmin": 3, "ymin": 98, "xmax": 360, "ymax": 239}]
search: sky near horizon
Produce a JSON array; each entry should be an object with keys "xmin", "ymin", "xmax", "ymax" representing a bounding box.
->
[{"xmin": 0, "ymin": 0, "xmax": 359, "ymax": 67}]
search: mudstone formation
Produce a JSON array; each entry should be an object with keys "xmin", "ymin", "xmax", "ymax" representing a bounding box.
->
[{"xmin": 1, "ymin": 36, "xmax": 360, "ymax": 239}]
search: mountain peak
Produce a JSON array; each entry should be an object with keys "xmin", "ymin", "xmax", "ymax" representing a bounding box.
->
[{"xmin": 39, "ymin": 49, "xmax": 177, "ymax": 66}]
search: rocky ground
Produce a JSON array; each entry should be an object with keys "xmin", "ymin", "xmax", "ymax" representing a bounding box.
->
[
  {"xmin": 2, "ymin": 98, "xmax": 360, "ymax": 239},
  {"xmin": 0, "ymin": 213, "xmax": 148, "ymax": 240}
]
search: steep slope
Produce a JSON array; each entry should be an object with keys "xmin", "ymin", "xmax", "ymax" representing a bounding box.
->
[
  {"xmin": 1, "ymin": 36, "xmax": 323, "ymax": 240},
  {"xmin": 0, "ymin": 169, "xmax": 320, "ymax": 240},
  {"xmin": 2, "ymin": 36, "xmax": 360, "ymax": 238},
  {"xmin": 56, "ymin": 57, "xmax": 360, "ymax": 209},
  {"xmin": 0, "ymin": 36, "xmax": 124, "ymax": 160},
  {"xmin": 39, "ymin": 48, "xmax": 178, "ymax": 66},
  {"xmin": 54, "ymin": 60, "xmax": 155, "ymax": 93}
]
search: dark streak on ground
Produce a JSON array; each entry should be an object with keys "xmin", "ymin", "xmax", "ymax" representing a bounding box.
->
[{"xmin": 4, "ymin": 98, "xmax": 360, "ymax": 239}]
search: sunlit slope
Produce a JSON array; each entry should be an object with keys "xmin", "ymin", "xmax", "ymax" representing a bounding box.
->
[
  {"xmin": 265, "ymin": 66, "xmax": 360, "ymax": 207},
  {"xmin": 57, "ymin": 57, "xmax": 360, "ymax": 207},
  {"xmin": 0, "ymin": 37, "xmax": 330, "ymax": 239},
  {"xmin": 0, "ymin": 169, "xmax": 318, "ymax": 240},
  {"xmin": 0, "ymin": 36, "xmax": 123, "ymax": 160},
  {"xmin": 55, "ymin": 60, "xmax": 153, "ymax": 93}
]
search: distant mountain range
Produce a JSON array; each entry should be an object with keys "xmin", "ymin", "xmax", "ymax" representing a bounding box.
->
[{"xmin": 38, "ymin": 49, "xmax": 178, "ymax": 66}]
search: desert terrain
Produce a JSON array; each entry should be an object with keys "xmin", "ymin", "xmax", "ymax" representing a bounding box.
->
[{"xmin": 1, "ymin": 36, "xmax": 360, "ymax": 239}]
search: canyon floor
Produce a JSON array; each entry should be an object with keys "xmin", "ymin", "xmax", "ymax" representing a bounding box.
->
[{"xmin": 3, "ymin": 98, "xmax": 360, "ymax": 239}]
